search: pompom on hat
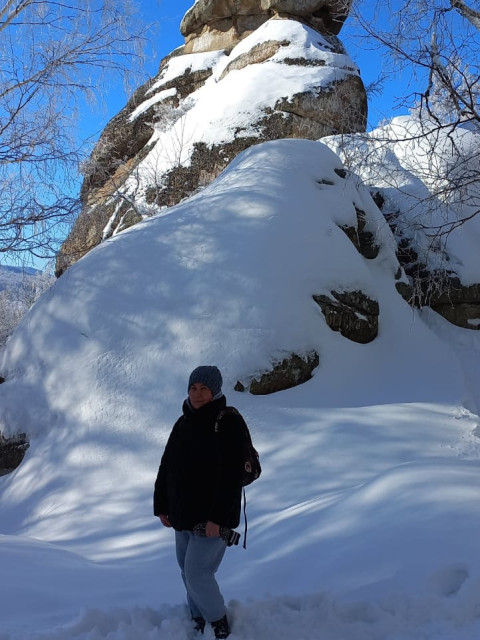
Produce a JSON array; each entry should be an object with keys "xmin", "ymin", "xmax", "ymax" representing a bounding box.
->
[{"xmin": 188, "ymin": 365, "xmax": 223, "ymax": 399}]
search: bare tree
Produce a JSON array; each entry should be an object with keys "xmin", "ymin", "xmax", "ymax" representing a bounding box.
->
[
  {"xmin": 0, "ymin": 266, "xmax": 54, "ymax": 346},
  {"xmin": 0, "ymin": 0, "xmax": 149, "ymax": 262},
  {"xmin": 334, "ymin": 0, "xmax": 480, "ymax": 300},
  {"xmin": 350, "ymin": 0, "xmax": 480, "ymax": 128},
  {"xmin": 343, "ymin": 1, "xmax": 480, "ymax": 158}
]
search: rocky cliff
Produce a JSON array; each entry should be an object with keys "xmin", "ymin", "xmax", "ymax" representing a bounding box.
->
[
  {"xmin": 56, "ymin": 0, "xmax": 367, "ymax": 276},
  {"xmin": 180, "ymin": 0, "xmax": 353, "ymax": 53}
]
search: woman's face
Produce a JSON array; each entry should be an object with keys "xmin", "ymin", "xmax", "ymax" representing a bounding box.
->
[{"xmin": 188, "ymin": 383, "xmax": 213, "ymax": 409}]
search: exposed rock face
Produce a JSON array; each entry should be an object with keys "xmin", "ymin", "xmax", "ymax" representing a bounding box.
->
[
  {"xmin": 325, "ymin": 121, "xmax": 480, "ymax": 333},
  {"xmin": 235, "ymin": 351, "xmax": 320, "ymax": 394},
  {"xmin": 429, "ymin": 282, "xmax": 480, "ymax": 329},
  {"xmin": 0, "ymin": 433, "xmax": 29, "ymax": 476},
  {"xmin": 313, "ymin": 290, "xmax": 379, "ymax": 343},
  {"xmin": 56, "ymin": 3, "xmax": 367, "ymax": 276},
  {"xmin": 395, "ymin": 273, "xmax": 480, "ymax": 330},
  {"xmin": 181, "ymin": 0, "xmax": 352, "ymax": 53},
  {"xmin": 339, "ymin": 204, "xmax": 380, "ymax": 260},
  {"xmin": 57, "ymin": 53, "xmax": 211, "ymax": 276},
  {"xmin": 379, "ymin": 203, "xmax": 480, "ymax": 331}
]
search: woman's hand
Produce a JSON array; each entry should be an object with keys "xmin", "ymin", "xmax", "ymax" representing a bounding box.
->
[
  {"xmin": 159, "ymin": 514, "xmax": 172, "ymax": 527},
  {"xmin": 205, "ymin": 520, "xmax": 220, "ymax": 537}
]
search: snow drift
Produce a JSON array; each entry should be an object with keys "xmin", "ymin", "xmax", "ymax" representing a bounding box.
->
[{"xmin": 1, "ymin": 138, "xmax": 480, "ymax": 640}]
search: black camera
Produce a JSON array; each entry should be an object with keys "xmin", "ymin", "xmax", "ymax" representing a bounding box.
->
[{"xmin": 193, "ymin": 523, "xmax": 240, "ymax": 547}]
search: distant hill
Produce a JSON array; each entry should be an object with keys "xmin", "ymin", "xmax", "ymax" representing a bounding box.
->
[
  {"xmin": 0, "ymin": 265, "xmax": 40, "ymax": 291},
  {"xmin": 0, "ymin": 265, "xmax": 53, "ymax": 348}
]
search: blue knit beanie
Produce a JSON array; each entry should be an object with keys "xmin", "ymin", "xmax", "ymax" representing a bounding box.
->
[{"xmin": 188, "ymin": 365, "xmax": 223, "ymax": 398}]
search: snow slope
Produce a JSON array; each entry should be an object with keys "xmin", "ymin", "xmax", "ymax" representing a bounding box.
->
[{"xmin": 1, "ymin": 139, "xmax": 480, "ymax": 640}]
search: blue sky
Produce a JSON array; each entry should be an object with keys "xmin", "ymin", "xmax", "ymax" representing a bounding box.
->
[{"xmin": 83, "ymin": 0, "xmax": 192, "ymax": 140}]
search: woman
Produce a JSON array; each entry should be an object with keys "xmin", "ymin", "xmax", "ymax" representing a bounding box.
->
[{"xmin": 154, "ymin": 365, "xmax": 248, "ymax": 639}]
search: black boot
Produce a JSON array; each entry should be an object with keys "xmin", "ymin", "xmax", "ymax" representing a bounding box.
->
[
  {"xmin": 211, "ymin": 614, "xmax": 230, "ymax": 639},
  {"xmin": 192, "ymin": 617, "xmax": 205, "ymax": 634}
]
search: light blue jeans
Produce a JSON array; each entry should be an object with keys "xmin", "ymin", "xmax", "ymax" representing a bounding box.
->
[{"xmin": 175, "ymin": 530, "xmax": 227, "ymax": 622}]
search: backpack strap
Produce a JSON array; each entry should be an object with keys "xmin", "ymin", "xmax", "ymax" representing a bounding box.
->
[
  {"xmin": 214, "ymin": 406, "xmax": 238, "ymax": 432},
  {"xmin": 215, "ymin": 406, "xmax": 249, "ymax": 549}
]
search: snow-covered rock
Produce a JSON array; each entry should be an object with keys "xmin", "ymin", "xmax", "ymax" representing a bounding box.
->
[
  {"xmin": 56, "ymin": 11, "xmax": 366, "ymax": 275},
  {"xmin": 325, "ymin": 116, "xmax": 480, "ymax": 329}
]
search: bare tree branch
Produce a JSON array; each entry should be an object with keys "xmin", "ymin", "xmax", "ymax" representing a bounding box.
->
[
  {"xmin": 450, "ymin": 0, "xmax": 480, "ymax": 30},
  {"xmin": 0, "ymin": 0, "xmax": 150, "ymax": 262}
]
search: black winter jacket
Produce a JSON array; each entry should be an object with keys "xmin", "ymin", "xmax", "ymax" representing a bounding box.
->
[{"xmin": 153, "ymin": 396, "xmax": 246, "ymax": 531}]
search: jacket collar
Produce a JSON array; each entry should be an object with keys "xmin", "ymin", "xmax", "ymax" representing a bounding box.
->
[{"xmin": 182, "ymin": 395, "xmax": 227, "ymax": 424}]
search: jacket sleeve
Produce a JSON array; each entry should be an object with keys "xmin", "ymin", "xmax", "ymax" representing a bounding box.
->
[
  {"xmin": 153, "ymin": 420, "xmax": 179, "ymax": 516},
  {"xmin": 207, "ymin": 411, "xmax": 246, "ymax": 526}
]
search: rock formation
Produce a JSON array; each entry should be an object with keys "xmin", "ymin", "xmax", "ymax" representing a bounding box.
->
[
  {"xmin": 181, "ymin": 0, "xmax": 353, "ymax": 53},
  {"xmin": 235, "ymin": 351, "xmax": 320, "ymax": 394},
  {"xmin": 312, "ymin": 290, "xmax": 379, "ymax": 344},
  {"xmin": 381, "ymin": 201, "xmax": 480, "ymax": 331},
  {"xmin": 56, "ymin": 0, "xmax": 367, "ymax": 276},
  {"xmin": 0, "ymin": 433, "xmax": 29, "ymax": 476},
  {"xmin": 325, "ymin": 119, "xmax": 480, "ymax": 333}
]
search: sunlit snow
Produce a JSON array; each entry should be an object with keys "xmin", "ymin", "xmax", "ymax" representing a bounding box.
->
[{"xmin": 1, "ymin": 133, "xmax": 480, "ymax": 640}]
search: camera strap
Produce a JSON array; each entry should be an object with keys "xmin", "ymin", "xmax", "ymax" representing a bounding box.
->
[
  {"xmin": 242, "ymin": 487, "xmax": 248, "ymax": 549},
  {"xmin": 214, "ymin": 408, "xmax": 251, "ymax": 549}
]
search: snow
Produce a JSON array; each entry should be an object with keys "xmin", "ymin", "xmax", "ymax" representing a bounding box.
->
[
  {"xmin": 147, "ymin": 51, "xmax": 226, "ymax": 95},
  {"xmin": 212, "ymin": 19, "xmax": 356, "ymax": 74},
  {"xmin": 129, "ymin": 89, "xmax": 177, "ymax": 122},
  {"xmin": 325, "ymin": 117, "xmax": 480, "ymax": 286},
  {"xmin": 1, "ymin": 136, "xmax": 480, "ymax": 640}
]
